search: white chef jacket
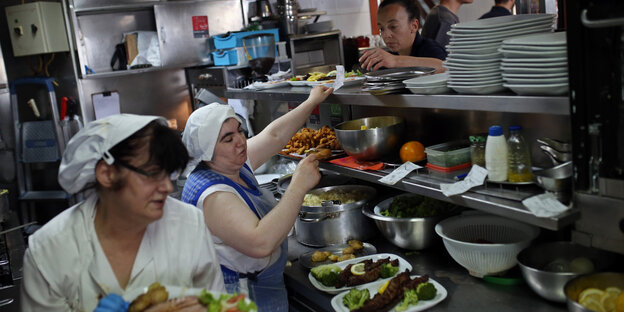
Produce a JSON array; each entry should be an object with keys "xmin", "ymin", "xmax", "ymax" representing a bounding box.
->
[{"xmin": 21, "ymin": 193, "xmax": 225, "ymax": 312}]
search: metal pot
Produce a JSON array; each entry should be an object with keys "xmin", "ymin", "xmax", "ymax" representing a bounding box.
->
[{"xmin": 295, "ymin": 185, "xmax": 377, "ymax": 247}]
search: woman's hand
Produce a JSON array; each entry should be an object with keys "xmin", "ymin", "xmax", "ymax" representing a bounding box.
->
[
  {"xmin": 306, "ymin": 85, "xmax": 334, "ymax": 105},
  {"xmin": 290, "ymin": 154, "xmax": 321, "ymax": 194},
  {"xmin": 94, "ymin": 294, "xmax": 129, "ymax": 312},
  {"xmin": 359, "ymin": 48, "xmax": 396, "ymax": 71}
]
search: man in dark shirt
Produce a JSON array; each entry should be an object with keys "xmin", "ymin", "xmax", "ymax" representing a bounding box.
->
[
  {"xmin": 422, "ymin": 0, "xmax": 473, "ymax": 48},
  {"xmin": 480, "ymin": 0, "xmax": 515, "ymax": 19},
  {"xmin": 359, "ymin": 0, "xmax": 446, "ymax": 73}
]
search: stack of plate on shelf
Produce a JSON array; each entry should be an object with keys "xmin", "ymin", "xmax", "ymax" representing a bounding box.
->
[
  {"xmin": 501, "ymin": 31, "xmax": 568, "ymax": 96},
  {"xmin": 403, "ymin": 72, "xmax": 450, "ymax": 94},
  {"xmin": 445, "ymin": 14, "xmax": 556, "ymax": 95},
  {"xmin": 363, "ymin": 67, "xmax": 436, "ymax": 95}
]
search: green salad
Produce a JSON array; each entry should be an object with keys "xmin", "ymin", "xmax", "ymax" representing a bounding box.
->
[{"xmin": 381, "ymin": 195, "xmax": 455, "ymax": 218}]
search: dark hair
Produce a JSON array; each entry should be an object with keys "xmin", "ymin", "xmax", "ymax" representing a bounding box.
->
[
  {"xmin": 103, "ymin": 120, "xmax": 189, "ymax": 190},
  {"xmin": 495, "ymin": 0, "xmax": 510, "ymax": 4},
  {"xmin": 379, "ymin": 0, "xmax": 421, "ymax": 21}
]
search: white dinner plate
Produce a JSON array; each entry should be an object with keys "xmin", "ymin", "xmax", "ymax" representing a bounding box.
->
[
  {"xmin": 451, "ymin": 14, "xmax": 555, "ymax": 30},
  {"xmin": 448, "ymin": 51, "xmax": 502, "ymax": 60},
  {"xmin": 502, "ymin": 72, "xmax": 568, "ymax": 79},
  {"xmin": 446, "ymin": 45, "xmax": 501, "ymax": 55},
  {"xmin": 504, "ymin": 83, "xmax": 569, "ymax": 96},
  {"xmin": 330, "ymin": 275, "xmax": 448, "ymax": 312},
  {"xmin": 247, "ymin": 80, "xmax": 290, "ymax": 90},
  {"xmin": 307, "ymin": 253, "xmax": 412, "ymax": 294},
  {"xmin": 449, "ymin": 20, "xmax": 553, "ymax": 34},
  {"xmin": 447, "ymin": 41, "xmax": 501, "ymax": 49},
  {"xmin": 403, "ymin": 72, "xmax": 448, "ymax": 86},
  {"xmin": 445, "ymin": 57, "xmax": 499, "ymax": 65},
  {"xmin": 448, "ymin": 24, "xmax": 553, "ymax": 39},
  {"xmin": 444, "ymin": 63, "xmax": 500, "ymax": 70},
  {"xmin": 501, "ymin": 61, "xmax": 568, "ymax": 68},
  {"xmin": 407, "ymin": 85, "xmax": 451, "ymax": 95},
  {"xmin": 502, "ymin": 31, "xmax": 567, "ymax": 46},
  {"xmin": 448, "ymin": 78, "xmax": 503, "ymax": 86},
  {"xmin": 449, "ymin": 83, "xmax": 506, "ymax": 95},
  {"xmin": 501, "ymin": 56, "xmax": 567, "ymax": 63},
  {"xmin": 499, "ymin": 48, "xmax": 567, "ymax": 58},
  {"xmin": 288, "ymin": 80, "xmax": 310, "ymax": 87},
  {"xmin": 501, "ymin": 66, "xmax": 567, "ymax": 74},
  {"xmin": 449, "ymin": 75, "xmax": 502, "ymax": 83},
  {"xmin": 123, "ymin": 286, "xmax": 256, "ymax": 310},
  {"xmin": 504, "ymin": 76, "xmax": 568, "ymax": 84},
  {"xmin": 500, "ymin": 44, "xmax": 566, "ymax": 51}
]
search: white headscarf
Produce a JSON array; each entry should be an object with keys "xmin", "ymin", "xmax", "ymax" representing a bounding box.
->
[
  {"xmin": 58, "ymin": 114, "xmax": 166, "ymax": 194},
  {"xmin": 181, "ymin": 103, "xmax": 241, "ymax": 177}
]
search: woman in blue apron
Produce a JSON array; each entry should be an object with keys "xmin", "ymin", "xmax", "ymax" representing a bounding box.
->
[{"xmin": 181, "ymin": 85, "xmax": 332, "ymax": 311}]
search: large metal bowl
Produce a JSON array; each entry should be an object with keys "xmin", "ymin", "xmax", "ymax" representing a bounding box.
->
[
  {"xmin": 517, "ymin": 242, "xmax": 617, "ymax": 303},
  {"xmin": 362, "ymin": 194, "xmax": 453, "ymax": 250},
  {"xmin": 334, "ymin": 116, "xmax": 405, "ymax": 161},
  {"xmin": 564, "ymin": 272, "xmax": 624, "ymax": 312},
  {"xmin": 533, "ymin": 161, "xmax": 572, "ymax": 192}
]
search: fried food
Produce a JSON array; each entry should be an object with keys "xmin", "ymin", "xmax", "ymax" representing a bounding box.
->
[
  {"xmin": 348, "ymin": 239, "xmax": 364, "ymax": 250},
  {"xmin": 283, "ymin": 126, "xmax": 341, "ymax": 155},
  {"xmin": 311, "ymin": 250, "xmax": 332, "ymax": 262},
  {"xmin": 342, "ymin": 246, "xmax": 355, "ymax": 255},
  {"xmin": 307, "ymin": 148, "xmax": 332, "ymax": 160},
  {"xmin": 128, "ymin": 283, "xmax": 169, "ymax": 312},
  {"xmin": 328, "ymin": 254, "xmax": 340, "ymax": 262},
  {"xmin": 337, "ymin": 254, "xmax": 356, "ymax": 262}
]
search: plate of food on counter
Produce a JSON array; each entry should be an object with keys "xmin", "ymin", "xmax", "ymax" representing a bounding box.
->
[
  {"xmin": 245, "ymin": 79, "xmax": 290, "ymax": 90},
  {"xmin": 280, "ymin": 126, "xmax": 344, "ymax": 160},
  {"xmin": 299, "ymin": 239, "xmax": 377, "ymax": 269},
  {"xmin": 288, "ymin": 70, "xmax": 364, "ymax": 87},
  {"xmin": 120, "ymin": 282, "xmax": 258, "ymax": 311},
  {"xmin": 330, "ymin": 271, "xmax": 447, "ymax": 312},
  {"xmin": 307, "ymin": 253, "xmax": 412, "ymax": 294}
]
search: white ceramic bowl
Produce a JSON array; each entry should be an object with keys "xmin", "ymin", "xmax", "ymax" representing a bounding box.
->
[{"xmin": 435, "ymin": 213, "xmax": 540, "ymax": 277}]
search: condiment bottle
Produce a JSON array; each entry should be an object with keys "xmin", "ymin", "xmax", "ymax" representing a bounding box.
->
[
  {"xmin": 469, "ymin": 134, "xmax": 486, "ymax": 167},
  {"xmin": 507, "ymin": 125, "xmax": 533, "ymax": 182},
  {"xmin": 485, "ymin": 125, "xmax": 508, "ymax": 182}
]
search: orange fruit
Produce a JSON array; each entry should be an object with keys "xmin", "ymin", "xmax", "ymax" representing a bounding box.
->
[{"xmin": 400, "ymin": 141, "xmax": 425, "ymax": 163}]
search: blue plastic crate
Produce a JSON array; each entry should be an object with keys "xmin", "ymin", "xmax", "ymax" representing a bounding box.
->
[
  {"xmin": 213, "ymin": 28, "xmax": 280, "ymax": 50},
  {"xmin": 212, "ymin": 49, "xmax": 238, "ymax": 66}
]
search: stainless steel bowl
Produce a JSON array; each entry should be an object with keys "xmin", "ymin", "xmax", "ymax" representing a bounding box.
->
[
  {"xmin": 533, "ymin": 161, "xmax": 573, "ymax": 192},
  {"xmin": 334, "ymin": 116, "xmax": 405, "ymax": 161},
  {"xmin": 517, "ymin": 242, "xmax": 617, "ymax": 303},
  {"xmin": 362, "ymin": 194, "xmax": 452, "ymax": 250},
  {"xmin": 564, "ymin": 272, "xmax": 624, "ymax": 312}
]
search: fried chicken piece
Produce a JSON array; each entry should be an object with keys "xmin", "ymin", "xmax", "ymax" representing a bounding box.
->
[
  {"xmin": 311, "ymin": 250, "xmax": 331, "ymax": 262},
  {"xmin": 341, "ymin": 246, "xmax": 355, "ymax": 255},
  {"xmin": 328, "ymin": 254, "xmax": 339, "ymax": 262},
  {"xmin": 348, "ymin": 239, "xmax": 364, "ymax": 250},
  {"xmin": 337, "ymin": 254, "xmax": 355, "ymax": 262}
]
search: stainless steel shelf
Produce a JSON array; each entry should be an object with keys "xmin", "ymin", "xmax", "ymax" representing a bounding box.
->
[
  {"xmin": 225, "ymin": 86, "xmax": 570, "ymax": 115},
  {"xmin": 74, "ymin": 2, "xmax": 158, "ymax": 15},
  {"xmin": 312, "ymin": 160, "xmax": 579, "ymax": 231}
]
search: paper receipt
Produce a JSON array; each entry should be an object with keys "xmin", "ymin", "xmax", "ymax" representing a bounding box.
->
[
  {"xmin": 379, "ymin": 161, "xmax": 423, "ymax": 185},
  {"xmin": 333, "ymin": 65, "xmax": 345, "ymax": 90},
  {"xmin": 440, "ymin": 165, "xmax": 488, "ymax": 196}
]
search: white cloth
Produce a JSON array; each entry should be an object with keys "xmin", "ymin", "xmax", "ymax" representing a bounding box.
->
[
  {"xmin": 197, "ymin": 183, "xmax": 280, "ymax": 274},
  {"xmin": 58, "ymin": 114, "xmax": 166, "ymax": 194},
  {"xmin": 182, "ymin": 103, "xmax": 242, "ymax": 177},
  {"xmin": 21, "ymin": 193, "xmax": 225, "ymax": 312}
]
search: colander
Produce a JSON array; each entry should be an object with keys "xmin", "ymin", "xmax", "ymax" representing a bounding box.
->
[{"xmin": 435, "ymin": 213, "xmax": 539, "ymax": 278}]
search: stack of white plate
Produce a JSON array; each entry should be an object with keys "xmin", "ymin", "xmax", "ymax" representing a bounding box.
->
[
  {"xmin": 445, "ymin": 14, "xmax": 556, "ymax": 95},
  {"xmin": 403, "ymin": 72, "xmax": 450, "ymax": 94},
  {"xmin": 501, "ymin": 31, "xmax": 568, "ymax": 96}
]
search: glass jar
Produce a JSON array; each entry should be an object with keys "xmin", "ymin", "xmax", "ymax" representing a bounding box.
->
[{"xmin": 469, "ymin": 135, "xmax": 486, "ymax": 167}]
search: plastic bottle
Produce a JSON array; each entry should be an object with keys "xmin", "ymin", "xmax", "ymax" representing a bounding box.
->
[
  {"xmin": 485, "ymin": 125, "xmax": 508, "ymax": 182},
  {"xmin": 507, "ymin": 125, "xmax": 533, "ymax": 182}
]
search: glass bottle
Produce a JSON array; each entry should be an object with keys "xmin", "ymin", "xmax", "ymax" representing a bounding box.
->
[
  {"xmin": 469, "ymin": 135, "xmax": 486, "ymax": 167},
  {"xmin": 507, "ymin": 125, "xmax": 533, "ymax": 182}
]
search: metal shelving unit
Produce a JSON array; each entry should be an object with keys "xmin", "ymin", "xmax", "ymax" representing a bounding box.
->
[{"xmin": 225, "ymin": 86, "xmax": 570, "ymax": 115}]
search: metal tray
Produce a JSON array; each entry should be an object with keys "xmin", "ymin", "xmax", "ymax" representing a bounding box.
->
[
  {"xmin": 364, "ymin": 67, "xmax": 436, "ymax": 82},
  {"xmin": 298, "ymin": 243, "xmax": 377, "ymax": 269}
]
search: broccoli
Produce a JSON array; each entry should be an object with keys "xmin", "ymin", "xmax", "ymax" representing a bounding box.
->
[
  {"xmin": 396, "ymin": 289, "xmax": 419, "ymax": 311},
  {"xmin": 380, "ymin": 263, "xmax": 399, "ymax": 278},
  {"xmin": 311, "ymin": 264, "xmax": 341, "ymax": 287},
  {"xmin": 381, "ymin": 195, "xmax": 456, "ymax": 218},
  {"xmin": 342, "ymin": 288, "xmax": 370, "ymax": 310},
  {"xmin": 416, "ymin": 282, "xmax": 437, "ymax": 300}
]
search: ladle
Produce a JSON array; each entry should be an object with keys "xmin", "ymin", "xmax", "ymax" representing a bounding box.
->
[
  {"xmin": 536, "ymin": 138, "xmax": 572, "ymax": 153},
  {"xmin": 540, "ymin": 145, "xmax": 572, "ymax": 164}
]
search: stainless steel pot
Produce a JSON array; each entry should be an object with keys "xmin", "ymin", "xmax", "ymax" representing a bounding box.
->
[{"xmin": 295, "ymin": 185, "xmax": 378, "ymax": 247}]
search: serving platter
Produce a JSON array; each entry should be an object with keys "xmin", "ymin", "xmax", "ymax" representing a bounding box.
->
[
  {"xmin": 330, "ymin": 275, "xmax": 447, "ymax": 312},
  {"xmin": 298, "ymin": 242, "xmax": 377, "ymax": 269},
  {"xmin": 122, "ymin": 286, "xmax": 256, "ymax": 310},
  {"xmin": 307, "ymin": 253, "xmax": 412, "ymax": 294}
]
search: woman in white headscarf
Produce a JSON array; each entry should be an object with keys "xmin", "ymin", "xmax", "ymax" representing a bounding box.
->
[
  {"xmin": 21, "ymin": 114, "xmax": 225, "ymax": 312},
  {"xmin": 181, "ymin": 85, "xmax": 333, "ymax": 311}
]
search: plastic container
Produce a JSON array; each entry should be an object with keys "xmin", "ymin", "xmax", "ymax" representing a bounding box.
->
[
  {"xmin": 485, "ymin": 125, "xmax": 508, "ymax": 182},
  {"xmin": 469, "ymin": 135, "xmax": 486, "ymax": 167},
  {"xmin": 212, "ymin": 49, "xmax": 238, "ymax": 66},
  {"xmin": 213, "ymin": 28, "xmax": 279, "ymax": 50},
  {"xmin": 425, "ymin": 140, "xmax": 471, "ymax": 168},
  {"xmin": 507, "ymin": 125, "xmax": 533, "ymax": 182}
]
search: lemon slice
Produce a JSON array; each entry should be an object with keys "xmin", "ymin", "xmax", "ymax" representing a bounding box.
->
[
  {"xmin": 580, "ymin": 297, "xmax": 606, "ymax": 312},
  {"xmin": 606, "ymin": 287, "xmax": 622, "ymax": 296},
  {"xmin": 378, "ymin": 280, "xmax": 390, "ymax": 294},
  {"xmin": 350, "ymin": 263, "xmax": 366, "ymax": 276},
  {"xmin": 580, "ymin": 288, "xmax": 606, "ymax": 303},
  {"xmin": 615, "ymin": 291, "xmax": 624, "ymax": 312},
  {"xmin": 601, "ymin": 291, "xmax": 619, "ymax": 312}
]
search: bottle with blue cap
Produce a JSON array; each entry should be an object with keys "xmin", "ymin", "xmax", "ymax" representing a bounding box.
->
[
  {"xmin": 507, "ymin": 125, "xmax": 533, "ymax": 182},
  {"xmin": 485, "ymin": 125, "xmax": 508, "ymax": 182}
]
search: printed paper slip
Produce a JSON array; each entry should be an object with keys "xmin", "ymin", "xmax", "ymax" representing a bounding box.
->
[
  {"xmin": 440, "ymin": 165, "xmax": 488, "ymax": 196},
  {"xmin": 379, "ymin": 162, "xmax": 422, "ymax": 185}
]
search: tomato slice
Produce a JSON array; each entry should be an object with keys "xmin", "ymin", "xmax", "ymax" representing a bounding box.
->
[{"xmin": 226, "ymin": 294, "xmax": 246, "ymax": 304}]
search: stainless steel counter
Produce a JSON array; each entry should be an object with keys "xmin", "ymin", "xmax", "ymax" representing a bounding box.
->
[{"xmin": 285, "ymin": 236, "xmax": 568, "ymax": 312}]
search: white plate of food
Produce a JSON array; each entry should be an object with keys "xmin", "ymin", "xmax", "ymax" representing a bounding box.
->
[
  {"xmin": 330, "ymin": 274, "xmax": 447, "ymax": 312},
  {"xmin": 288, "ymin": 79, "xmax": 311, "ymax": 87},
  {"xmin": 308, "ymin": 253, "xmax": 412, "ymax": 294},
  {"xmin": 122, "ymin": 284, "xmax": 257, "ymax": 311},
  {"xmin": 248, "ymin": 80, "xmax": 290, "ymax": 90}
]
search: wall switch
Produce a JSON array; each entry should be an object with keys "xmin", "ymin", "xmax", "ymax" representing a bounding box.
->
[{"xmin": 5, "ymin": 2, "xmax": 69, "ymax": 57}]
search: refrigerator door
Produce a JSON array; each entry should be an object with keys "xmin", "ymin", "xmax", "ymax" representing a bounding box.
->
[{"xmin": 154, "ymin": 1, "xmax": 243, "ymax": 67}]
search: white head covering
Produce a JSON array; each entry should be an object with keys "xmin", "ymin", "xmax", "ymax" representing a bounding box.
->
[
  {"xmin": 58, "ymin": 114, "xmax": 167, "ymax": 194},
  {"xmin": 181, "ymin": 103, "xmax": 241, "ymax": 177}
]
